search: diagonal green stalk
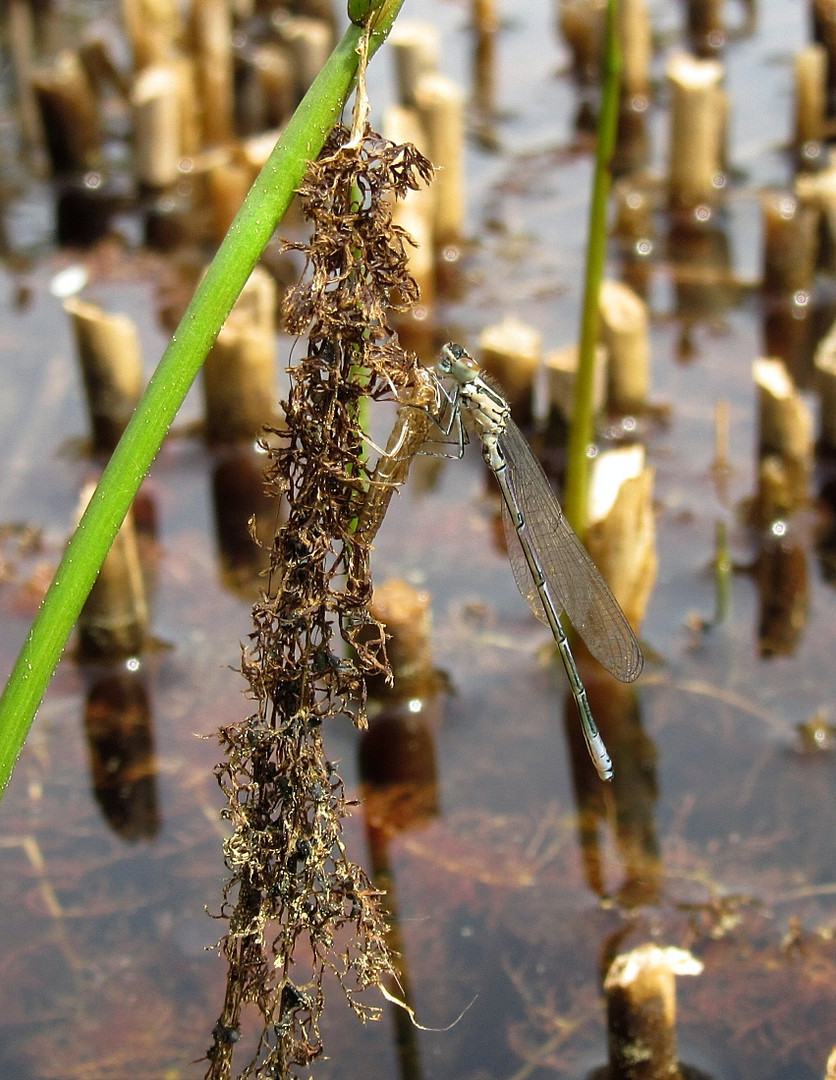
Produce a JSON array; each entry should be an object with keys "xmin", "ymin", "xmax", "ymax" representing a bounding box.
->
[
  {"xmin": 0, "ymin": 0, "xmax": 406, "ymax": 798},
  {"xmin": 563, "ymin": 0, "xmax": 621, "ymax": 537}
]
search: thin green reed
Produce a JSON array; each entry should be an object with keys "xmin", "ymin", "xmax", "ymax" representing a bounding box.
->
[{"xmin": 564, "ymin": 0, "xmax": 622, "ymax": 537}]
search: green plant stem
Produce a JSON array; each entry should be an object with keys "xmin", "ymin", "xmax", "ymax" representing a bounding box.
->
[
  {"xmin": 0, "ymin": 0, "xmax": 406, "ymax": 798},
  {"xmin": 564, "ymin": 0, "xmax": 621, "ymax": 537}
]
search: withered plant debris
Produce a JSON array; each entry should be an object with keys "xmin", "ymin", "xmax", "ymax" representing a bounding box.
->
[{"xmin": 205, "ymin": 124, "xmax": 434, "ymax": 1080}]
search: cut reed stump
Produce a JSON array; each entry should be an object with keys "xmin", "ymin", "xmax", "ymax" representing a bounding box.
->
[
  {"xmin": 383, "ymin": 105, "xmax": 436, "ymax": 308},
  {"xmin": 753, "ymin": 357, "xmax": 814, "ymax": 520},
  {"xmin": 618, "ymin": 0, "xmax": 651, "ymax": 103},
  {"xmin": 367, "ymin": 579, "xmax": 437, "ymax": 701},
  {"xmin": 794, "ymin": 43, "xmax": 827, "ymax": 161},
  {"xmin": 544, "ymin": 342, "xmax": 608, "ymax": 424},
  {"xmin": 7, "ymin": 0, "xmax": 45, "ymax": 160},
  {"xmin": 32, "ymin": 49, "xmax": 103, "ymax": 173},
  {"xmin": 389, "ymin": 21, "xmax": 440, "ymax": 108},
  {"xmin": 278, "ymin": 16, "xmax": 334, "ymax": 104},
  {"xmin": 131, "ymin": 64, "xmax": 183, "ymax": 190},
  {"xmin": 77, "ymin": 494, "xmax": 148, "ymax": 660},
  {"xmin": 65, "ymin": 298, "xmax": 144, "ymax": 453},
  {"xmin": 189, "ymin": 0, "xmax": 234, "ymax": 145},
  {"xmin": 202, "ymin": 266, "xmax": 279, "ymax": 445},
  {"xmin": 686, "ymin": 0, "xmax": 726, "ymax": 57},
  {"xmin": 599, "ymin": 279, "xmax": 650, "ymax": 414},
  {"xmin": 122, "ymin": 0, "xmax": 182, "ymax": 70},
  {"xmin": 665, "ymin": 52, "xmax": 725, "ymax": 218},
  {"xmin": 415, "ymin": 71, "xmax": 466, "ymax": 247},
  {"xmin": 815, "ymin": 318, "xmax": 836, "ymax": 451},
  {"xmin": 796, "ymin": 164, "xmax": 836, "ymax": 274},
  {"xmin": 558, "ymin": 0, "xmax": 607, "ymax": 83},
  {"xmin": 478, "ymin": 317, "xmax": 542, "ymax": 423},
  {"xmin": 761, "ymin": 190, "xmax": 818, "ymax": 297},
  {"xmin": 586, "ymin": 445, "xmax": 656, "ymax": 632},
  {"xmin": 754, "ymin": 357, "xmax": 814, "ymax": 467},
  {"xmin": 604, "ymin": 944, "xmax": 703, "ymax": 1080}
]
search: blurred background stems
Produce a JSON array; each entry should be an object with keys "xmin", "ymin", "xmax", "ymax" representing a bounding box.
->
[
  {"xmin": 564, "ymin": 0, "xmax": 621, "ymax": 537},
  {"xmin": 0, "ymin": 0, "xmax": 406, "ymax": 798}
]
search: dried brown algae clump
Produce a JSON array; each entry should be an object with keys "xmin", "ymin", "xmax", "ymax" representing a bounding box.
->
[{"xmin": 205, "ymin": 125, "xmax": 434, "ymax": 1080}]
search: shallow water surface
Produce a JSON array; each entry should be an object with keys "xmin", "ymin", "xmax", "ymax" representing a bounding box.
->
[{"xmin": 0, "ymin": 1, "xmax": 835, "ymax": 1078}]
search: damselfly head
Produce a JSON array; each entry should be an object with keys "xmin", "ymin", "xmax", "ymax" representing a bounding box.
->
[{"xmin": 438, "ymin": 342, "xmax": 479, "ymax": 384}]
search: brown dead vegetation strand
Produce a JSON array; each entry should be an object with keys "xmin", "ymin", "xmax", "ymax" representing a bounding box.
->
[{"xmin": 205, "ymin": 125, "xmax": 433, "ymax": 1080}]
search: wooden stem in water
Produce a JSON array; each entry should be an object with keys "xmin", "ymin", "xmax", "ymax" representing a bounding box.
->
[
  {"xmin": 190, "ymin": 0, "xmax": 234, "ymax": 145},
  {"xmin": 32, "ymin": 50, "xmax": 102, "ymax": 172},
  {"xmin": 389, "ymin": 21, "xmax": 440, "ymax": 108},
  {"xmin": 368, "ymin": 579, "xmax": 436, "ymax": 700},
  {"xmin": 815, "ymin": 321, "xmax": 836, "ymax": 451},
  {"xmin": 202, "ymin": 267, "xmax": 279, "ymax": 444},
  {"xmin": 686, "ymin": 0, "xmax": 725, "ymax": 57},
  {"xmin": 586, "ymin": 446, "xmax": 656, "ymax": 631},
  {"xmin": 122, "ymin": 0, "xmax": 182, "ymax": 70},
  {"xmin": 794, "ymin": 43, "xmax": 827, "ymax": 153},
  {"xmin": 544, "ymin": 343, "xmax": 607, "ymax": 425},
  {"xmin": 279, "ymin": 16, "xmax": 335, "ymax": 104},
  {"xmin": 65, "ymin": 298, "xmax": 144, "ymax": 453},
  {"xmin": 604, "ymin": 944, "xmax": 702, "ymax": 1080},
  {"xmin": 415, "ymin": 71, "xmax": 466, "ymax": 247},
  {"xmin": 666, "ymin": 52, "xmax": 725, "ymax": 216},
  {"xmin": 478, "ymin": 317, "xmax": 542, "ymax": 423},
  {"xmin": 599, "ymin": 279, "xmax": 650, "ymax": 413},
  {"xmin": 384, "ymin": 105, "xmax": 436, "ymax": 307},
  {"xmin": 618, "ymin": 0, "xmax": 651, "ymax": 102},
  {"xmin": 131, "ymin": 64, "xmax": 182, "ymax": 189},
  {"xmin": 761, "ymin": 190, "xmax": 818, "ymax": 296},
  {"xmin": 78, "ymin": 498, "xmax": 148, "ymax": 660},
  {"xmin": 558, "ymin": 0, "xmax": 607, "ymax": 83},
  {"xmin": 753, "ymin": 357, "xmax": 813, "ymax": 518}
]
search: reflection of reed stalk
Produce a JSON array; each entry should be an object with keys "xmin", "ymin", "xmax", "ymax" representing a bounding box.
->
[{"xmin": 206, "ymin": 125, "xmax": 433, "ymax": 1080}]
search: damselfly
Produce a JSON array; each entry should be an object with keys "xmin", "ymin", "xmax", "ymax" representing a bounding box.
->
[{"xmin": 432, "ymin": 342, "xmax": 643, "ymax": 781}]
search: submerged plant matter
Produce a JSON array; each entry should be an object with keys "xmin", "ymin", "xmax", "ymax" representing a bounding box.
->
[{"xmin": 206, "ymin": 126, "xmax": 433, "ymax": 1079}]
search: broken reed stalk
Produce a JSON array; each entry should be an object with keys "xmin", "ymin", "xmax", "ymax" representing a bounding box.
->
[
  {"xmin": 32, "ymin": 49, "xmax": 103, "ymax": 172},
  {"xmin": 686, "ymin": 0, "xmax": 725, "ymax": 56},
  {"xmin": 604, "ymin": 944, "xmax": 703, "ymax": 1080},
  {"xmin": 279, "ymin": 16, "xmax": 335, "ymax": 103},
  {"xmin": 478, "ymin": 317, "xmax": 542, "ymax": 421},
  {"xmin": 558, "ymin": 0, "xmax": 607, "ymax": 83},
  {"xmin": 617, "ymin": 0, "xmax": 650, "ymax": 107},
  {"xmin": 815, "ymin": 320, "xmax": 836, "ymax": 451},
  {"xmin": 77, "ymin": 498, "xmax": 148, "ymax": 660},
  {"xmin": 414, "ymin": 70, "xmax": 466, "ymax": 247},
  {"xmin": 7, "ymin": 0, "xmax": 44, "ymax": 160},
  {"xmin": 598, "ymin": 279, "xmax": 650, "ymax": 413},
  {"xmin": 202, "ymin": 266, "xmax": 279, "ymax": 445},
  {"xmin": 206, "ymin": 125, "xmax": 433, "ymax": 1080},
  {"xmin": 64, "ymin": 297, "xmax": 144, "ymax": 452},
  {"xmin": 544, "ymin": 341, "xmax": 607, "ymax": 423},
  {"xmin": 131, "ymin": 63, "xmax": 182, "ymax": 190},
  {"xmin": 761, "ymin": 191, "xmax": 818, "ymax": 297},
  {"xmin": 794, "ymin": 43, "xmax": 827, "ymax": 154},
  {"xmin": 389, "ymin": 21, "xmax": 440, "ymax": 108},
  {"xmin": 665, "ymin": 52, "xmax": 725, "ymax": 216},
  {"xmin": 189, "ymin": 0, "xmax": 235, "ymax": 145}
]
